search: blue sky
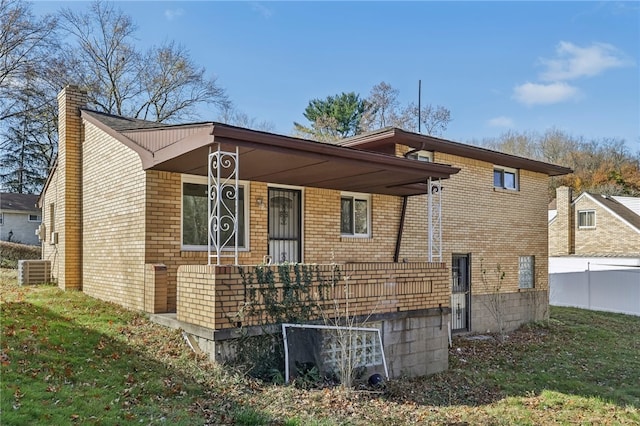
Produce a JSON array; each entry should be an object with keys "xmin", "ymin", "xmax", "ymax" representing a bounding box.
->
[{"xmin": 35, "ymin": 1, "xmax": 639, "ymax": 153}]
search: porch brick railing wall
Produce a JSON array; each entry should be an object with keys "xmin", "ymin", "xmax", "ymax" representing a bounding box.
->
[{"xmin": 177, "ymin": 262, "xmax": 449, "ymax": 331}]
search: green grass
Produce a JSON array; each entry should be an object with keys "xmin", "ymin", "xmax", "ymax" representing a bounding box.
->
[{"xmin": 1, "ymin": 269, "xmax": 639, "ymax": 425}]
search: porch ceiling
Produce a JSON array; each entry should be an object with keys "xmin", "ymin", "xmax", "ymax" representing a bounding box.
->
[{"xmin": 145, "ymin": 124, "xmax": 460, "ymax": 196}]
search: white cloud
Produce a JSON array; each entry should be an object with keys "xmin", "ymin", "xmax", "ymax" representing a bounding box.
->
[
  {"xmin": 513, "ymin": 82, "xmax": 581, "ymax": 106},
  {"xmin": 487, "ymin": 116, "xmax": 515, "ymax": 128},
  {"xmin": 250, "ymin": 2, "xmax": 273, "ymax": 19},
  {"xmin": 539, "ymin": 41, "xmax": 632, "ymax": 81},
  {"xmin": 164, "ymin": 8, "xmax": 184, "ymax": 21}
]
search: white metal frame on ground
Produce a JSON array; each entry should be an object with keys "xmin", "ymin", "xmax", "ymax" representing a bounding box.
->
[{"xmin": 281, "ymin": 323, "xmax": 389, "ymax": 384}]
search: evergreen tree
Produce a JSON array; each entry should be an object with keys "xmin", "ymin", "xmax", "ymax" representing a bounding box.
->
[{"xmin": 293, "ymin": 92, "xmax": 370, "ymax": 142}]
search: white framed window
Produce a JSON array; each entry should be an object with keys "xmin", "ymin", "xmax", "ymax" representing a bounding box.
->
[
  {"xmin": 0, "ymin": 213, "xmax": 3, "ymax": 225},
  {"xmin": 407, "ymin": 150, "xmax": 433, "ymax": 162},
  {"xmin": 181, "ymin": 175, "xmax": 249, "ymax": 251},
  {"xmin": 340, "ymin": 192, "xmax": 371, "ymax": 237},
  {"xmin": 493, "ymin": 166, "xmax": 518, "ymax": 190},
  {"xmin": 518, "ymin": 256, "xmax": 535, "ymax": 289},
  {"xmin": 28, "ymin": 214, "xmax": 42, "ymax": 223},
  {"xmin": 577, "ymin": 210, "xmax": 596, "ymax": 228}
]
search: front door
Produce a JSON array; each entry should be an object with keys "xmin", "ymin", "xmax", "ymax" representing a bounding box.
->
[
  {"xmin": 451, "ymin": 254, "xmax": 471, "ymax": 332},
  {"xmin": 268, "ymin": 187, "xmax": 302, "ymax": 263}
]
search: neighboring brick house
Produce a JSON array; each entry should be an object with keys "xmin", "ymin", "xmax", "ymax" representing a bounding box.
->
[
  {"xmin": 39, "ymin": 86, "xmax": 570, "ymax": 377},
  {"xmin": 0, "ymin": 193, "xmax": 41, "ymax": 245},
  {"xmin": 549, "ymin": 186, "xmax": 640, "ymax": 256}
]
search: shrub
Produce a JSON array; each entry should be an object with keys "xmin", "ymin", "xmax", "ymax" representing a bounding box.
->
[{"xmin": 0, "ymin": 241, "xmax": 41, "ymax": 268}]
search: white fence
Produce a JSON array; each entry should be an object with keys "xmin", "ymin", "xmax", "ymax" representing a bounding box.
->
[{"xmin": 549, "ymin": 268, "xmax": 640, "ymax": 316}]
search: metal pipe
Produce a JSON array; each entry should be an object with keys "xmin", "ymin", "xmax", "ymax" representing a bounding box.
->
[{"xmin": 394, "ymin": 195, "xmax": 408, "ymax": 262}]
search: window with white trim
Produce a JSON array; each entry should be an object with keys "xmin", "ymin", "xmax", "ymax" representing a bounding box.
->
[
  {"xmin": 0, "ymin": 213, "xmax": 3, "ymax": 225},
  {"xmin": 518, "ymin": 256, "xmax": 535, "ymax": 289},
  {"xmin": 493, "ymin": 166, "xmax": 518, "ymax": 190},
  {"xmin": 340, "ymin": 193, "xmax": 370, "ymax": 237},
  {"xmin": 181, "ymin": 175, "xmax": 248, "ymax": 251},
  {"xmin": 577, "ymin": 210, "xmax": 595, "ymax": 228},
  {"xmin": 407, "ymin": 150, "xmax": 433, "ymax": 162},
  {"xmin": 28, "ymin": 214, "xmax": 41, "ymax": 223}
]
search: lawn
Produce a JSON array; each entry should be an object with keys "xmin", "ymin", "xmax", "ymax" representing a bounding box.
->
[{"xmin": 1, "ymin": 268, "xmax": 638, "ymax": 425}]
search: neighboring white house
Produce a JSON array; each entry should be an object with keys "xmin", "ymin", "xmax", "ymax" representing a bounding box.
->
[
  {"xmin": 548, "ymin": 187, "xmax": 640, "ymax": 316},
  {"xmin": 0, "ymin": 193, "xmax": 41, "ymax": 245}
]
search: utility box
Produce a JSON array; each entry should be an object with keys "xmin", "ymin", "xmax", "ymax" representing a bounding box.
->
[{"xmin": 18, "ymin": 260, "xmax": 52, "ymax": 286}]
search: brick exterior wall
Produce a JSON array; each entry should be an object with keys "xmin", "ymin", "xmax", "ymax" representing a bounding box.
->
[
  {"xmin": 396, "ymin": 149, "xmax": 550, "ymax": 332},
  {"xmin": 41, "ymin": 168, "xmax": 59, "ymax": 279},
  {"xmin": 303, "ymin": 188, "xmax": 402, "ymax": 263},
  {"xmin": 573, "ymin": 196, "xmax": 640, "ymax": 255},
  {"xmin": 81, "ymin": 121, "xmax": 147, "ymax": 309},
  {"xmin": 177, "ymin": 262, "xmax": 448, "ymax": 330}
]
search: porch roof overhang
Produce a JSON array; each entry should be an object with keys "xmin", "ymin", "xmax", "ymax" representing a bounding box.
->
[{"xmin": 82, "ymin": 111, "xmax": 461, "ymax": 197}]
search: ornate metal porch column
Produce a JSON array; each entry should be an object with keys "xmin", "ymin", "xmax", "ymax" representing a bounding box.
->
[
  {"xmin": 428, "ymin": 177, "xmax": 443, "ymax": 262},
  {"xmin": 208, "ymin": 144, "xmax": 239, "ymax": 265}
]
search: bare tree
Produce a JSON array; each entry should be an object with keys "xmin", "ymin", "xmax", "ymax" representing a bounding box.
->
[
  {"xmin": 59, "ymin": 1, "xmax": 140, "ymax": 117},
  {"xmin": 401, "ymin": 102, "xmax": 452, "ymax": 136},
  {"xmin": 59, "ymin": 1, "xmax": 228, "ymax": 122},
  {"xmin": 362, "ymin": 81, "xmax": 452, "ymax": 136},
  {"xmin": 361, "ymin": 81, "xmax": 405, "ymax": 130},
  {"xmin": 217, "ymin": 103, "xmax": 275, "ymax": 132},
  {"xmin": 478, "ymin": 129, "xmax": 640, "ymax": 197},
  {"xmin": 0, "ymin": 0, "xmax": 58, "ymax": 121},
  {"xmin": 136, "ymin": 42, "xmax": 230, "ymax": 122}
]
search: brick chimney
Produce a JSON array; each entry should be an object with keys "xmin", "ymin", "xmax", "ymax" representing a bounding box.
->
[
  {"xmin": 555, "ymin": 186, "xmax": 574, "ymax": 255},
  {"xmin": 56, "ymin": 85, "xmax": 88, "ymax": 290}
]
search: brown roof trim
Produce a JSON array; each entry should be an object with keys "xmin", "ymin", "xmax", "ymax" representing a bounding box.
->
[
  {"xmin": 341, "ymin": 128, "xmax": 573, "ymax": 177},
  {"xmin": 208, "ymin": 124, "xmax": 458, "ymax": 179}
]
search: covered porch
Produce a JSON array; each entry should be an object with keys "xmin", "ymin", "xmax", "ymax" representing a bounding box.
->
[{"xmin": 125, "ymin": 122, "xmax": 460, "ymax": 377}]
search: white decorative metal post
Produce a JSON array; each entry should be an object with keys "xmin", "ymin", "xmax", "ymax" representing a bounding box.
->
[
  {"xmin": 208, "ymin": 145, "xmax": 239, "ymax": 265},
  {"xmin": 427, "ymin": 177, "xmax": 442, "ymax": 262}
]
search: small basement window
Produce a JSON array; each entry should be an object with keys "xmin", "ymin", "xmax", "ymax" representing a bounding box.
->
[
  {"xmin": 493, "ymin": 166, "xmax": 518, "ymax": 190},
  {"xmin": 519, "ymin": 256, "xmax": 535, "ymax": 289}
]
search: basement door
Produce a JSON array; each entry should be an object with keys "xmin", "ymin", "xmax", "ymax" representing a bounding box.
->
[
  {"xmin": 268, "ymin": 187, "xmax": 302, "ymax": 263},
  {"xmin": 451, "ymin": 254, "xmax": 471, "ymax": 332}
]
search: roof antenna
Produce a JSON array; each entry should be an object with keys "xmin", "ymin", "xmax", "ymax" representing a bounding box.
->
[{"xmin": 418, "ymin": 79, "xmax": 421, "ymax": 134}]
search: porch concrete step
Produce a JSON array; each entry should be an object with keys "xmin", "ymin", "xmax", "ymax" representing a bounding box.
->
[{"xmin": 149, "ymin": 313, "xmax": 215, "ymax": 340}]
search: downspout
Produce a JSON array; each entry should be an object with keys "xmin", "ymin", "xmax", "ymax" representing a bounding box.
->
[
  {"xmin": 394, "ymin": 143, "xmax": 427, "ymax": 262},
  {"xmin": 393, "ymin": 195, "xmax": 408, "ymax": 262}
]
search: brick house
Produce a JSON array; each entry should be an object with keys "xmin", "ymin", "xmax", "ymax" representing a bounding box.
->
[
  {"xmin": 39, "ymin": 86, "xmax": 570, "ymax": 377},
  {"xmin": 0, "ymin": 193, "xmax": 41, "ymax": 245},
  {"xmin": 549, "ymin": 186, "xmax": 640, "ymax": 256}
]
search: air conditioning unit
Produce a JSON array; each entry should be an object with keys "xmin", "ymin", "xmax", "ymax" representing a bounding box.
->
[
  {"xmin": 18, "ymin": 260, "xmax": 52, "ymax": 285},
  {"xmin": 50, "ymin": 232, "xmax": 58, "ymax": 245}
]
